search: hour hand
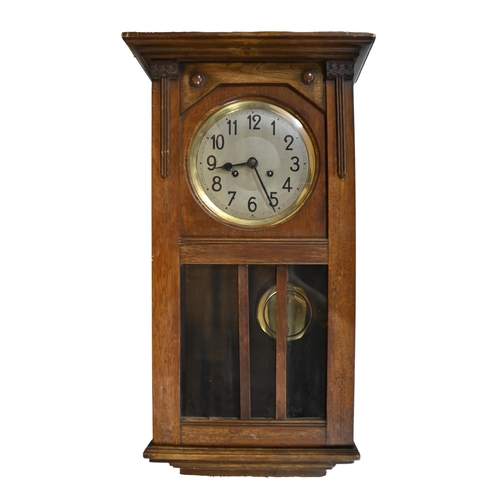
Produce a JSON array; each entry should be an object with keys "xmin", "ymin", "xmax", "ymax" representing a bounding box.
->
[{"xmin": 216, "ymin": 161, "xmax": 248, "ymax": 171}]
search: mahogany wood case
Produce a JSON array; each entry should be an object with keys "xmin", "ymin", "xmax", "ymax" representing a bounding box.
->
[{"xmin": 122, "ymin": 31, "xmax": 375, "ymax": 477}]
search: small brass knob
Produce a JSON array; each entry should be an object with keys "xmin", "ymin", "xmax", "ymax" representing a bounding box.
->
[
  {"xmin": 190, "ymin": 72, "xmax": 205, "ymax": 86},
  {"xmin": 302, "ymin": 70, "xmax": 316, "ymax": 85}
]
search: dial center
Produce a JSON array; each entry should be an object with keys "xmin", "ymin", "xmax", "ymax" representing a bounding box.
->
[{"xmin": 247, "ymin": 157, "xmax": 258, "ymax": 168}]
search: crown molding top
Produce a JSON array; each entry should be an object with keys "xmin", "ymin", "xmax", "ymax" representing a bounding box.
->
[{"xmin": 122, "ymin": 31, "xmax": 375, "ymax": 82}]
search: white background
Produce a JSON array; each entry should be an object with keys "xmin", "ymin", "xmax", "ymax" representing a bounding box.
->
[{"xmin": 1, "ymin": 1, "xmax": 499, "ymax": 498}]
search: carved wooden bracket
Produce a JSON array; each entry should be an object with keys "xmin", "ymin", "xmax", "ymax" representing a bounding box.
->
[
  {"xmin": 150, "ymin": 60, "xmax": 179, "ymax": 79},
  {"xmin": 326, "ymin": 61, "xmax": 354, "ymax": 179},
  {"xmin": 326, "ymin": 61, "xmax": 354, "ymax": 80},
  {"xmin": 151, "ymin": 60, "xmax": 179, "ymax": 178}
]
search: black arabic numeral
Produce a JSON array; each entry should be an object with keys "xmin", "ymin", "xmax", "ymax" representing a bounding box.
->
[
  {"xmin": 282, "ymin": 177, "xmax": 293, "ymax": 192},
  {"xmin": 228, "ymin": 191, "xmax": 236, "ymax": 206},
  {"xmin": 248, "ymin": 196, "xmax": 257, "ymax": 213},
  {"xmin": 290, "ymin": 156, "xmax": 300, "ymax": 172},
  {"xmin": 270, "ymin": 192, "xmax": 279, "ymax": 208},
  {"xmin": 247, "ymin": 114, "xmax": 261, "ymax": 130},
  {"xmin": 212, "ymin": 176, "xmax": 222, "ymax": 192},
  {"xmin": 227, "ymin": 119, "xmax": 237, "ymax": 135},
  {"xmin": 284, "ymin": 135, "xmax": 294, "ymax": 151},
  {"xmin": 207, "ymin": 155, "xmax": 217, "ymax": 170},
  {"xmin": 211, "ymin": 134, "xmax": 224, "ymax": 150}
]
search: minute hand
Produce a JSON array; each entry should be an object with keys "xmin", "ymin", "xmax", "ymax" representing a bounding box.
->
[{"xmin": 249, "ymin": 158, "xmax": 276, "ymax": 213}]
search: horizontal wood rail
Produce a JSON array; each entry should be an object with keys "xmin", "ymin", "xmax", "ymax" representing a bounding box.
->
[
  {"xmin": 180, "ymin": 238, "xmax": 328, "ymax": 264},
  {"xmin": 180, "ymin": 419, "xmax": 326, "ymax": 447}
]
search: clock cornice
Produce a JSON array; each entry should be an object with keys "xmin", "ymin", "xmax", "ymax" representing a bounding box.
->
[{"xmin": 122, "ymin": 31, "xmax": 375, "ymax": 82}]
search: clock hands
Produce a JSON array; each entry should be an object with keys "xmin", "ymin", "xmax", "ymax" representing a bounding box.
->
[
  {"xmin": 215, "ymin": 156, "xmax": 276, "ymax": 212},
  {"xmin": 216, "ymin": 157, "xmax": 276, "ymax": 212}
]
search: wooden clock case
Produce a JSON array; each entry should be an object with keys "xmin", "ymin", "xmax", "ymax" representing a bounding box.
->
[{"xmin": 122, "ymin": 31, "xmax": 375, "ymax": 477}]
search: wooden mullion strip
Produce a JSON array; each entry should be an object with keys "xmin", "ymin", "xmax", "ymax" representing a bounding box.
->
[
  {"xmin": 238, "ymin": 265, "xmax": 251, "ymax": 420},
  {"xmin": 275, "ymin": 265, "xmax": 288, "ymax": 420}
]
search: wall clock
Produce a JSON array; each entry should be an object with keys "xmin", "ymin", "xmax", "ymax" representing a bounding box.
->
[{"xmin": 122, "ymin": 31, "xmax": 375, "ymax": 477}]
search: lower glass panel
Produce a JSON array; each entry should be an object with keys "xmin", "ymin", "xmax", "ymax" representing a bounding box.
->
[
  {"xmin": 180, "ymin": 265, "xmax": 240, "ymax": 417},
  {"xmin": 249, "ymin": 266, "xmax": 276, "ymax": 418},
  {"xmin": 286, "ymin": 265, "xmax": 327, "ymax": 419},
  {"xmin": 180, "ymin": 263, "xmax": 327, "ymax": 420}
]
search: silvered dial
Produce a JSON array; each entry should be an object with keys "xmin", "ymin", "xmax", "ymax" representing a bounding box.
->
[{"xmin": 188, "ymin": 100, "xmax": 316, "ymax": 228}]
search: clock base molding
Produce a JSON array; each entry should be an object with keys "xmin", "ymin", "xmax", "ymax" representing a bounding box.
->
[{"xmin": 143, "ymin": 443, "xmax": 360, "ymax": 477}]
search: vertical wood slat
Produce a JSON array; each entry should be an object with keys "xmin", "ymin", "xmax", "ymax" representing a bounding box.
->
[
  {"xmin": 238, "ymin": 265, "xmax": 251, "ymax": 420},
  {"xmin": 160, "ymin": 77, "xmax": 170, "ymax": 177},
  {"xmin": 150, "ymin": 60, "xmax": 179, "ymax": 178},
  {"xmin": 151, "ymin": 73, "xmax": 181, "ymax": 445},
  {"xmin": 275, "ymin": 265, "xmax": 288, "ymax": 420},
  {"xmin": 325, "ymin": 74, "xmax": 356, "ymax": 446},
  {"xmin": 335, "ymin": 75, "xmax": 346, "ymax": 178}
]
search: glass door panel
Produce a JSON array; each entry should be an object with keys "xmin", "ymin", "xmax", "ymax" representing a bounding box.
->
[
  {"xmin": 286, "ymin": 265, "xmax": 327, "ymax": 418},
  {"xmin": 248, "ymin": 265, "xmax": 276, "ymax": 418},
  {"xmin": 180, "ymin": 264, "xmax": 240, "ymax": 417},
  {"xmin": 180, "ymin": 263, "xmax": 327, "ymax": 421}
]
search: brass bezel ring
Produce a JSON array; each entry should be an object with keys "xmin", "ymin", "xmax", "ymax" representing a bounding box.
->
[{"xmin": 187, "ymin": 98, "xmax": 317, "ymax": 229}]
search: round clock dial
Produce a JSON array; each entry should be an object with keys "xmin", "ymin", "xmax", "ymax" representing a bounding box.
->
[{"xmin": 188, "ymin": 99, "xmax": 316, "ymax": 228}]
